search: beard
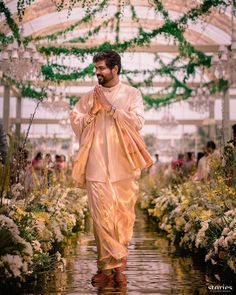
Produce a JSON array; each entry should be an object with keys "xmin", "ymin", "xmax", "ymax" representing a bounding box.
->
[{"xmin": 97, "ymin": 71, "xmax": 114, "ymax": 85}]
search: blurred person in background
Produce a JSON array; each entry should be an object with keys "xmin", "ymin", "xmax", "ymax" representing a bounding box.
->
[
  {"xmin": 43, "ymin": 153, "xmax": 54, "ymax": 188},
  {"xmin": 193, "ymin": 141, "xmax": 220, "ymax": 182},
  {"xmin": 32, "ymin": 151, "xmax": 44, "ymax": 186},
  {"xmin": 54, "ymin": 154, "xmax": 67, "ymax": 184},
  {"xmin": 171, "ymin": 153, "xmax": 185, "ymax": 172},
  {"xmin": 0, "ymin": 120, "xmax": 8, "ymax": 164},
  {"xmin": 182, "ymin": 152, "xmax": 195, "ymax": 177},
  {"xmin": 149, "ymin": 153, "xmax": 162, "ymax": 177}
]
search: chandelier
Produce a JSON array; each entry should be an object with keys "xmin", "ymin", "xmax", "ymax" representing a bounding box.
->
[
  {"xmin": 188, "ymin": 87, "xmax": 214, "ymax": 113},
  {"xmin": 59, "ymin": 118, "xmax": 71, "ymax": 129},
  {"xmin": 211, "ymin": 43, "xmax": 236, "ymax": 83},
  {"xmin": 0, "ymin": 30, "xmax": 44, "ymax": 82},
  {"xmin": 42, "ymin": 88, "xmax": 70, "ymax": 112},
  {"xmin": 210, "ymin": 2, "xmax": 236, "ymax": 142},
  {"xmin": 159, "ymin": 107, "xmax": 178, "ymax": 129}
]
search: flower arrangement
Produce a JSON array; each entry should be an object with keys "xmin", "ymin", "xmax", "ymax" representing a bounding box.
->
[
  {"xmin": 0, "ymin": 185, "xmax": 87, "ymax": 284},
  {"xmin": 140, "ymin": 164, "xmax": 236, "ymax": 273}
]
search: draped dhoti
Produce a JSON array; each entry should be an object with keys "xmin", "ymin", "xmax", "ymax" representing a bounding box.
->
[{"xmin": 86, "ymin": 177, "xmax": 139, "ymax": 270}]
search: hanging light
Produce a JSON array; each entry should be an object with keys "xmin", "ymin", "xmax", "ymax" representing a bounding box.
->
[
  {"xmin": 188, "ymin": 68, "xmax": 214, "ymax": 113},
  {"xmin": 42, "ymin": 87, "xmax": 70, "ymax": 112},
  {"xmin": 210, "ymin": 1, "xmax": 236, "ymax": 143},
  {"xmin": 159, "ymin": 107, "xmax": 178, "ymax": 129},
  {"xmin": 0, "ymin": 27, "xmax": 44, "ymax": 82}
]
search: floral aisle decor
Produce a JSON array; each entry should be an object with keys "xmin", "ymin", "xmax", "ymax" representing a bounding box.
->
[
  {"xmin": 140, "ymin": 166, "xmax": 236, "ymax": 273},
  {"xmin": 0, "ymin": 184, "xmax": 87, "ymax": 285}
]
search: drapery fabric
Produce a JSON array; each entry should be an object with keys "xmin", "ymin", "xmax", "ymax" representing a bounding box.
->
[
  {"xmin": 70, "ymin": 82, "xmax": 153, "ymax": 188},
  {"xmin": 86, "ymin": 178, "xmax": 138, "ymax": 270},
  {"xmin": 70, "ymin": 82, "xmax": 153, "ymax": 270}
]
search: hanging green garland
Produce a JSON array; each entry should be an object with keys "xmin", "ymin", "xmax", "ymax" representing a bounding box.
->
[
  {"xmin": 1, "ymin": 0, "xmax": 234, "ymax": 108},
  {"xmin": 0, "ymin": 33, "xmax": 14, "ymax": 47},
  {"xmin": 25, "ymin": 0, "xmax": 108, "ymax": 44},
  {"xmin": 41, "ymin": 63, "xmax": 95, "ymax": 81},
  {"xmin": 0, "ymin": 2, "xmax": 21, "ymax": 42},
  {"xmin": 17, "ymin": 0, "xmax": 36, "ymax": 22},
  {"xmin": 68, "ymin": 16, "xmax": 114, "ymax": 43}
]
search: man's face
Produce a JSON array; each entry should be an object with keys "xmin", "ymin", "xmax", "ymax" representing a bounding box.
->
[{"xmin": 95, "ymin": 60, "xmax": 115, "ymax": 85}]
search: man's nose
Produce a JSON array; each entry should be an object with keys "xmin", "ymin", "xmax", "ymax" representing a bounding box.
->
[{"xmin": 95, "ymin": 69, "xmax": 101, "ymax": 75}]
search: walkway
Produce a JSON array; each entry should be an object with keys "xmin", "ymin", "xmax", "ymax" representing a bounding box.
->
[{"xmin": 32, "ymin": 208, "xmax": 212, "ymax": 294}]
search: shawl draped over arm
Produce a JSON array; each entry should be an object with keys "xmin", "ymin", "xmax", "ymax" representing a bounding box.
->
[{"xmin": 70, "ymin": 88, "xmax": 153, "ymax": 188}]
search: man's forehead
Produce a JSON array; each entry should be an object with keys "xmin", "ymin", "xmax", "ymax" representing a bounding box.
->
[{"xmin": 95, "ymin": 60, "xmax": 107, "ymax": 67}]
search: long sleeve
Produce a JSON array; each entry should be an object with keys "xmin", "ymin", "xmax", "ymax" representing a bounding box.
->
[
  {"xmin": 70, "ymin": 92, "xmax": 95, "ymax": 141},
  {"xmin": 113, "ymin": 88, "xmax": 144, "ymax": 131}
]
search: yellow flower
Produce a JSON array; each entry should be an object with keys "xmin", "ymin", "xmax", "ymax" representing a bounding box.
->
[
  {"xmin": 13, "ymin": 207, "xmax": 27, "ymax": 220},
  {"xmin": 153, "ymin": 208, "xmax": 163, "ymax": 218},
  {"xmin": 200, "ymin": 210, "xmax": 213, "ymax": 222},
  {"xmin": 175, "ymin": 217, "xmax": 185, "ymax": 229},
  {"xmin": 165, "ymin": 224, "xmax": 172, "ymax": 233},
  {"xmin": 148, "ymin": 208, "xmax": 154, "ymax": 215},
  {"xmin": 42, "ymin": 200, "xmax": 52, "ymax": 206},
  {"xmin": 34, "ymin": 212, "xmax": 50, "ymax": 222},
  {"xmin": 182, "ymin": 199, "xmax": 189, "ymax": 207},
  {"xmin": 189, "ymin": 209, "xmax": 201, "ymax": 220}
]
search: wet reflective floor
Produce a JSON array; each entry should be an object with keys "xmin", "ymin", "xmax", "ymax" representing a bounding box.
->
[{"xmin": 18, "ymin": 208, "xmax": 235, "ymax": 295}]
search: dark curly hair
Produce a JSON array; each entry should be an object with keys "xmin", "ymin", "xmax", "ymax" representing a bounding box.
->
[{"xmin": 93, "ymin": 50, "xmax": 121, "ymax": 74}]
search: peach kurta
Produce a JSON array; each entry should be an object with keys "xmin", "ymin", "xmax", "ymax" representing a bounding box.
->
[{"xmin": 70, "ymin": 82, "xmax": 152, "ymax": 270}]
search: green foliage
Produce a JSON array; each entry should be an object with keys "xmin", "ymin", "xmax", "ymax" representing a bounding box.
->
[{"xmin": 1, "ymin": 0, "xmax": 234, "ymax": 108}]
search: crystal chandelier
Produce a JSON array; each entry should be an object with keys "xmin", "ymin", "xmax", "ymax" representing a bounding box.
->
[
  {"xmin": 0, "ymin": 30, "xmax": 44, "ymax": 82},
  {"xmin": 42, "ymin": 88, "xmax": 70, "ymax": 112},
  {"xmin": 188, "ymin": 87, "xmax": 214, "ymax": 113},
  {"xmin": 210, "ymin": 2, "xmax": 236, "ymax": 142},
  {"xmin": 159, "ymin": 107, "xmax": 178, "ymax": 129},
  {"xmin": 59, "ymin": 118, "xmax": 71, "ymax": 129},
  {"xmin": 211, "ymin": 43, "xmax": 236, "ymax": 83}
]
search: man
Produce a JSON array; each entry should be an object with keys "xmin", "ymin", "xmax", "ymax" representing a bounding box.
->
[
  {"xmin": 70, "ymin": 50, "xmax": 153, "ymax": 283},
  {"xmin": 149, "ymin": 153, "xmax": 162, "ymax": 177},
  {"xmin": 0, "ymin": 119, "xmax": 8, "ymax": 164},
  {"xmin": 193, "ymin": 141, "xmax": 221, "ymax": 181}
]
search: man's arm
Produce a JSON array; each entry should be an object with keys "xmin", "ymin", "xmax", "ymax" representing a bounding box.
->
[
  {"xmin": 94, "ymin": 85, "xmax": 144, "ymax": 131},
  {"xmin": 112, "ymin": 88, "xmax": 144, "ymax": 131},
  {"xmin": 70, "ymin": 92, "xmax": 100, "ymax": 140}
]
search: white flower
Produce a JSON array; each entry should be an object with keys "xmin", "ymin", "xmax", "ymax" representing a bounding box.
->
[
  {"xmin": 55, "ymin": 251, "xmax": 62, "ymax": 262},
  {"xmin": 227, "ymin": 259, "xmax": 236, "ymax": 272},
  {"xmin": 222, "ymin": 227, "xmax": 230, "ymax": 236},
  {"xmin": 196, "ymin": 221, "xmax": 209, "ymax": 248},
  {"xmin": 11, "ymin": 183, "xmax": 24, "ymax": 198},
  {"xmin": 205, "ymin": 249, "xmax": 214, "ymax": 262},
  {"xmin": 213, "ymin": 239, "xmax": 219, "ymax": 253},
  {"xmin": 229, "ymin": 220, "xmax": 236, "ymax": 229},
  {"xmin": 2, "ymin": 254, "xmax": 28, "ymax": 278},
  {"xmin": 0, "ymin": 215, "xmax": 20, "ymax": 237},
  {"xmin": 217, "ymin": 236, "xmax": 225, "ymax": 247},
  {"xmin": 211, "ymin": 258, "xmax": 217, "ymax": 265},
  {"xmin": 225, "ymin": 210, "xmax": 236, "ymax": 216},
  {"xmin": 32, "ymin": 240, "xmax": 41, "ymax": 252}
]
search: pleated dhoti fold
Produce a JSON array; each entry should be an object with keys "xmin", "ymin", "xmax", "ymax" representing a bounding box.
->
[{"xmin": 86, "ymin": 177, "xmax": 138, "ymax": 270}]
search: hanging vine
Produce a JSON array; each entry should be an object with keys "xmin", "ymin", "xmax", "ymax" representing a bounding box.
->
[{"xmin": 0, "ymin": 0, "xmax": 234, "ymax": 108}]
